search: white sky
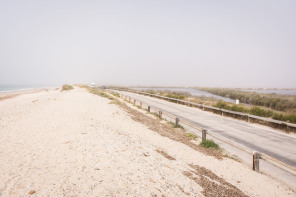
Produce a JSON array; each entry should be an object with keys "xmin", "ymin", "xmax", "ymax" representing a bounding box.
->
[{"xmin": 0, "ymin": 0, "xmax": 295, "ymax": 88}]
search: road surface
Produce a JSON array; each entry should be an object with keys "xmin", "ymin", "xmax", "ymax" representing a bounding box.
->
[{"xmin": 116, "ymin": 90, "xmax": 296, "ymax": 168}]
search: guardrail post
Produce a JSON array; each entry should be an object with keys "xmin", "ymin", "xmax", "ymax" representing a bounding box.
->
[
  {"xmin": 202, "ymin": 129, "xmax": 207, "ymax": 142},
  {"xmin": 175, "ymin": 118, "xmax": 179, "ymax": 127},
  {"xmin": 159, "ymin": 111, "xmax": 162, "ymax": 119},
  {"xmin": 253, "ymin": 152, "xmax": 261, "ymax": 172},
  {"xmin": 281, "ymin": 123, "xmax": 288, "ymax": 131},
  {"xmin": 246, "ymin": 115, "xmax": 250, "ymax": 123},
  {"xmin": 148, "ymin": 106, "xmax": 150, "ymax": 112},
  {"xmin": 140, "ymin": 102, "xmax": 142, "ymax": 109}
]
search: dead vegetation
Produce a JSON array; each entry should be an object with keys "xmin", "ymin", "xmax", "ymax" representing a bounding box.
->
[
  {"xmin": 183, "ymin": 164, "xmax": 248, "ymax": 197},
  {"xmin": 156, "ymin": 149, "xmax": 176, "ymax": 160}
]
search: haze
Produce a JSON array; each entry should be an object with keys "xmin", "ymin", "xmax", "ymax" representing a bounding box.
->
[{"xmin": 0, "ymin": 0, "xmax": 295, "ymax": 88}]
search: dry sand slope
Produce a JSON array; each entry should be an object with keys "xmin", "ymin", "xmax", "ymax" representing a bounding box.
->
[{"xmin": 0, "ymin": 87, "xmax": 294, "ymax": 197}]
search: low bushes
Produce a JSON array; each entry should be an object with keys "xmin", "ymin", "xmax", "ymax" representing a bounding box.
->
[
  {"xmin": 197, "ymin": 88, "xmax": 296, "ymax": 113},
  {"xmin": 61, "ymin": 84, "xmax": 74, "ymax": 91},
  {"xmin": 215, "ymin": 100, "xmax": 296, "ymax": 123}
]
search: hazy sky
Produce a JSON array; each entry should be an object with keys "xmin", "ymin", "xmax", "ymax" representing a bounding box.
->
[{"xmin": 0, "ymin": 0, "xmax": 295, "ymax": 88}]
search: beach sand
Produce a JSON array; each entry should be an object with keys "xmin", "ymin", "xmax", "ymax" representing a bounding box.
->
[{"xmin": 0, "ymin": 87, "xmax": 294, "ymax": 196}]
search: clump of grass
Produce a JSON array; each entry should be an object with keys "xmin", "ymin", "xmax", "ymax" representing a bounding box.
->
[
  {"xmin": 168, "ymin": 121, "xmax": 184, "ymax": 129},
  {"xmin": 250, "ymin": 107, "xmax": 273, "ymax": 117},
  {"xmin": 61, "ymin": 84, "xmax": 74, "ymax": 91},
  {"xmin": 110, "ymin": 92, "xmax": 120, "ymax": 98},
  {"xmin": 87, "ymin": 88, "xmax": 115, "ymax": 100},
  {"xmin": 215, "ymin": 100, "xmax": 247, "ymax": 113},
  {"xmin": 187, "ymin": 133, "xmax": 198, "ymax": 139},
  {"xmin": 109, "ymin": 100, "xmax": 120, "ymax": 105},
  {"xmin": 147, "ymin": 111, "xmax": 159, "ymax": 118},
  {"xmin": 200, "ymin": 139, "xmax": 220, "ymax": 149}
]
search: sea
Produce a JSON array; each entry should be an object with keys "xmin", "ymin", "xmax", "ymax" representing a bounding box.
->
[{"xmin": 0, "ymin": 85, "xmax": 52, "ymax": 93}]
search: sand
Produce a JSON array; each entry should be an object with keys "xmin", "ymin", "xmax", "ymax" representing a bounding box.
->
[{"xmin": 0, "ymin": 87, "xmax": 294, "ymax": 196}]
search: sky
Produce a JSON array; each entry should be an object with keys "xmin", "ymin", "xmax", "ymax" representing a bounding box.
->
[{"xmin": 0, "ymin": 0, "xmax": 295, "ymax": 88}]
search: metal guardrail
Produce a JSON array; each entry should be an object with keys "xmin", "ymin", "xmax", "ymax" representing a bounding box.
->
[
  {"xmin": 112, "ymin": 88, "xmax": 296, "ymax": 132},
  {"xmin": 106, "ymin": 89, "xmax": 296, "ymax": 176}
]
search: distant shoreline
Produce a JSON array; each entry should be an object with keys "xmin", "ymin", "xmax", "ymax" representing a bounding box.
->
[
  {"xmin": 0, "ymin": 85, "xmax": 58, "ymax": 93},
  {"xmin": 0, "ymin": 87, "xmax": 56, "ymax": 101}
]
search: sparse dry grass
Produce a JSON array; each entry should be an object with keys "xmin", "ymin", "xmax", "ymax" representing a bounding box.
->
[{"xmin": 61, "ymin": 84, "xmax": 74, "ymax": 91}]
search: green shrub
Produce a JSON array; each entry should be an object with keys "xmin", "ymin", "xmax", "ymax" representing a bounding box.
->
[
  {"xmin": 250, "ymin": 107, "xmax": 273, "ymax": 118},
  {"xmin": 215, "ymin": 100, "xmax": 247, "ymax": 113},
  {"xmin": 167, "ymin": 93, "xmax": 186, "ymax": 100},
  {"xmin": 187, "ymin": 133, "xmax": 198, "ymax": 139},
  {"xmin": 215, "ymin": 100, "xmax": 230, "ymax": 109},
  {"xmin": 200, "ymin": 139, "xmax": 220, "ymax": 149},
  {"xmin": 230, "ymin": 105, "xmax": 247, "ymax": 113}
]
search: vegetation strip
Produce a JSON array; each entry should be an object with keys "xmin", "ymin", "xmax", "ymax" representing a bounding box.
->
[
  {"xmin": 198, "ymin": 88, "xmax": 296, "ymax": 124},
  {"xmin": 87, "ymin": 87, "xmax": 223, "ymax": 159}
]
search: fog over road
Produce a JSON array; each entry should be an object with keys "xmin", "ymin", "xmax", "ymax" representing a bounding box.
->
[{"xmin": 117, "ymin": 90, "xmax": 296, "ymax": 168}]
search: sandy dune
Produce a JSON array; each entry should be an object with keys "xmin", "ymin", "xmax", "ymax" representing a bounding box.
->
[{"xmin": 0, "ymin": 88, "xmax": 294, "ymax": 196}]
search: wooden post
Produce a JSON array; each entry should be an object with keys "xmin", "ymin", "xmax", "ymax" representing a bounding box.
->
[
  {"xmin": 140, "ymin": 102, "xmax": 142, "ymax": 109},
  {"xmin": 202, "ymin": 129, "xmax": 207, "ymax": 142},
  {"xmin": 129, "ymin": 97, "xmax": 131, "ymax": 103},
  {"xmin": 159, "ymin": 111, "xmax": 162, "ymax": 119},
  {"xmin": 148, "ymin": 106, "xmax": 150, "ymax": 112},
  {"xmin": 134, "ymin": 99, "xmax": 136, "ymax": 105},
  {"xmin": 175, "ymin": 118, "xmax": 179, "ymax": 127},
  {"xmin": 253, "ymin": 152, "xmax": 260, "ymax": 172}
]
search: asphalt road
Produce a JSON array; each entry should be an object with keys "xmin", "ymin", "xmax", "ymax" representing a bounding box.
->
[{"xmin": 117, "ymin": 90, "xmax": 296, "ymax": 168}]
